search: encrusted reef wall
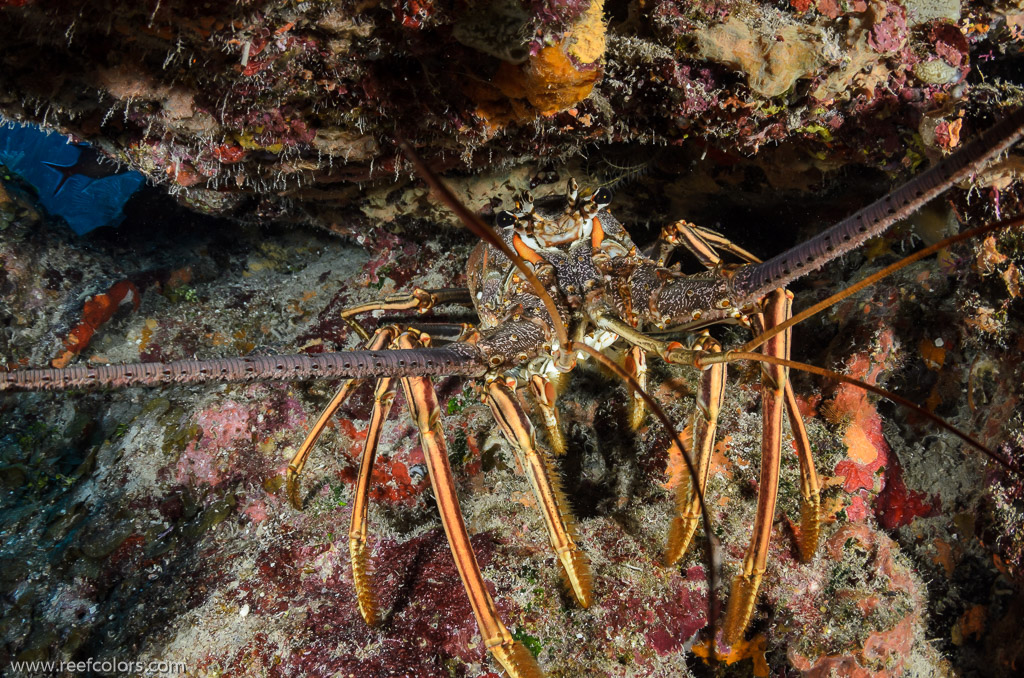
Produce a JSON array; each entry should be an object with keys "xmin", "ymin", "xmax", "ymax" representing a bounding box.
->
[
  {"xmin": 2, "ymin": 2, "xmax": 1024, "ymax": 678},
  {"xmin": 0, "ymin": 0, "xmax": 1021, "ymax": 230}
]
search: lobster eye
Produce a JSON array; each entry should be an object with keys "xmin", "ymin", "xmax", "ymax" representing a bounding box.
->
[
  {"xmin": 496, "ymin": 211, "xmax": 517, "ymax": 228},
  {"xmin": 592, "ymin": 187, "xmax": 612, "ymax": 207}
]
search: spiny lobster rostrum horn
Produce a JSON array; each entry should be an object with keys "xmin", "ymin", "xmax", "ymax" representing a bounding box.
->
[{"xmin": 3, "ymin": 107, "xmax": 1024, "ymax": 678}]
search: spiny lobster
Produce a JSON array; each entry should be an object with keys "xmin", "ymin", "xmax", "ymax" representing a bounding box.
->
[{"xmin": 3, "ymin": 107, "xmax": 1024, "ymax": 677}]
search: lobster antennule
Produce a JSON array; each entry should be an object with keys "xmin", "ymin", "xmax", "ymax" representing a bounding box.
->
[
  {"xmin": 0, "ymin": 344, "xmax": 487, "ymax": 392},
  {"xmin": 731, "ymin": 107, "xmax": 1024, "ymax": 303}
]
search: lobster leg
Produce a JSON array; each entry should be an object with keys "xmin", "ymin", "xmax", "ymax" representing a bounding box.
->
[
  {"xmin": 745, "ymin": 311, "xmax": 821, "ymax": 563},
  {"xmin": 646, "ymin": 220, "xmax": 762, "ymax": 267},
  {"xmin": 623, "ymin": 345, "xmax": 648, "ymax": 431},
  {"xmin": 662, "ymin": 223, "xmax": 821, "ymax": 562},
  {"xmin": 664, "ymin": 333, "xmax": 725, "ymax": 566},
  {"xmin": 401, "ymin": 322, "xmax": 479, "ymax": 345},
  {"xmin": 528, "ymin": 374, "xmax": 567, "ymax": 457},
  {"xmin": 341, "ymin": 287, "xmax": 472, "ymax": 340},
  {"xmin": 286, "ymin": 327, "xmax": 397, "ymax": 509},
  {"xmin": 485, "ymin": 380, "xmax": 593, "ymax": 608},
  {"xmin": 675, "ymin": 223, "xmax": 763, "ymax": 265},
  {"xmin": 722, "ymin": 289, "xmax": 792, "ymax": 643},
  {"xmin": 348, "ymin": 371, "xmax": 400, "ymax": 626},
  {"xmin": 397, "ymin": 332, "xmax": 541, "ymax": 678},
  {"xmin": 785, "ymin": 384, "xmax": 821, "ymax": 562}
]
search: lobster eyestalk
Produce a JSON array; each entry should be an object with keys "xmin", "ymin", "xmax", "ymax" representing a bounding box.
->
[
  {"xmin": 0, "ymin": 344, "xmax": 487, "ymax": 392},
  {"xmin": 730, "ymin": 107, "xmax": 1024, "ymax": 303}
]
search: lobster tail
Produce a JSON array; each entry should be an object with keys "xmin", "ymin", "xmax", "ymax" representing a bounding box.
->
[
  {"xmin": 731, "ymin": 107, "xmax": 1024, "ymax": 302},
  {"xmin": 0, "ymin": 344, "xmax": 487, "ymax": 392}
]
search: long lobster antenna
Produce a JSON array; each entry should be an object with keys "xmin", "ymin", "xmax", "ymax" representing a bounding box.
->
[
  {"xmin": 0, "ymin": 345, "xmax": 487, "ymax": 392},
  {"xmin": 741, "ymin": 213, "xmax": 1024, "ymax": 355},
  {"xmin": 731, "ymin": 107, "xmax": 1024, "ymax": 302},
  {"xmin": 697, "ymin": 350, "xmax": 1015, "ymax": 473}
]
